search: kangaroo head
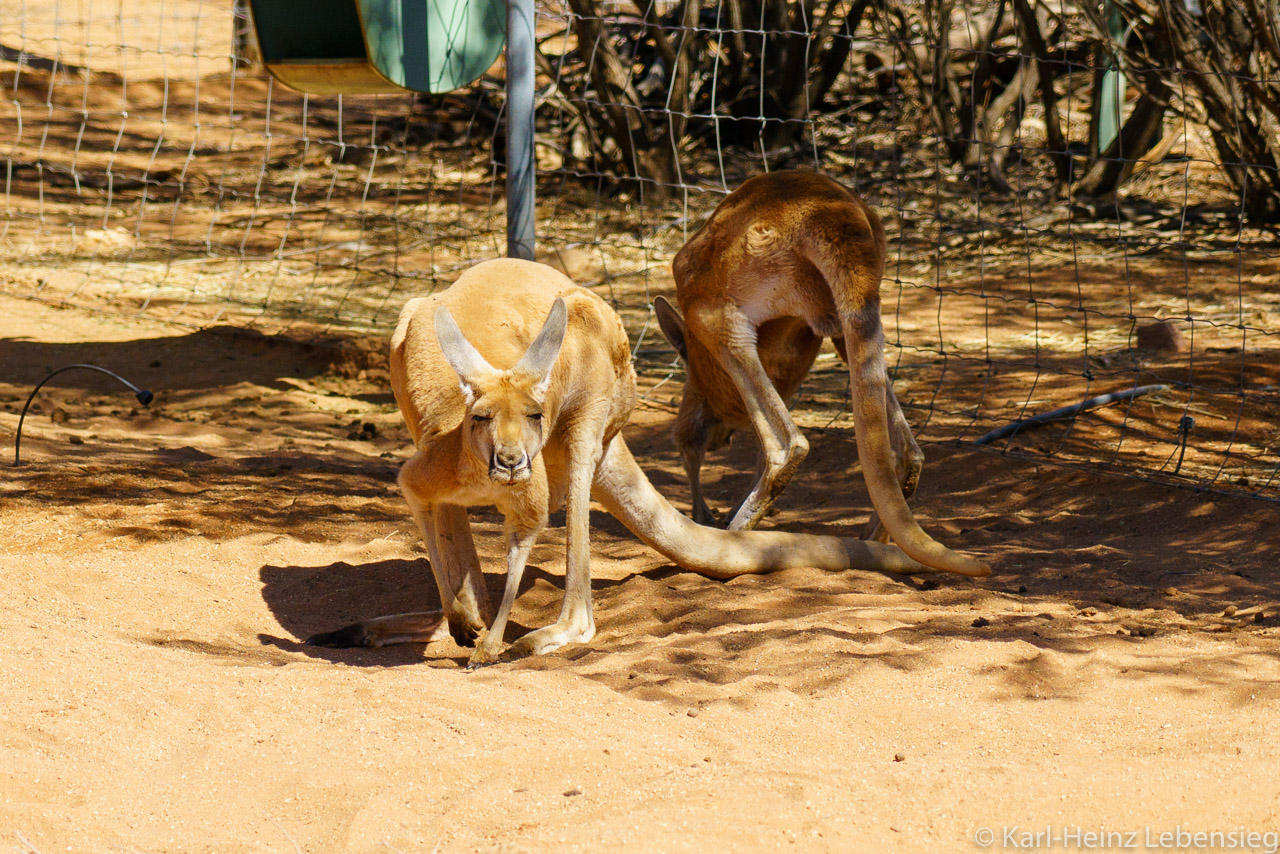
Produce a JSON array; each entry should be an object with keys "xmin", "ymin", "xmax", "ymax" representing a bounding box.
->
[{"xmin": 435, "ymin": 298, "xmax": 568, "ymax": 485}]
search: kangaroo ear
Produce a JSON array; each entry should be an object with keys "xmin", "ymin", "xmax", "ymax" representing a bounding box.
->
[
  {"xmin": 434, "ymin": 306, "xmax": 496, "ymax": 403},
  {"xmin": 514, "ymin": 297, "xmax": 568, "ymax": 397},
  {"xmin": 653, "ymin": 296, "xmax": 687, "ymax": 360}
]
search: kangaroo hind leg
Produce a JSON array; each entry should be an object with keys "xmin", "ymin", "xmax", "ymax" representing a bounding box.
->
[{"xmin": 690, "ymin": 307, "xmax": 809, "ymax": 531}]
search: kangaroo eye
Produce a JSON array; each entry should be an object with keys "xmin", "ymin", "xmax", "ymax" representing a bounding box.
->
[
  {"xmin": 471, "ymin": 414, "xmax": 492, "ymax": 424},
  {"xmin": 528, "ymin": 412, "xmax": 543, "ymax": 422}
]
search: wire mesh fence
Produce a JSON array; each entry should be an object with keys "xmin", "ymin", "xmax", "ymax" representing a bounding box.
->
[{"xmin": 1, "ymin": 0, "xmax": 1278, "ymax": 502}]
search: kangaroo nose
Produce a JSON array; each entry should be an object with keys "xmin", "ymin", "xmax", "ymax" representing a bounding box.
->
[{"xmin": 495, "ymin": 447, "xmax": 524, "ymax": 470}]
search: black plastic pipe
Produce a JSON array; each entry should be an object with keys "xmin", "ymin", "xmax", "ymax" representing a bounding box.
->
[
  {"xmin": 13, "ymin": 363, "xmax": 153, "ymax": 466},
  {"xmin": 974, "ymin": 384, "xmax": 1169, "ymax": 446}
]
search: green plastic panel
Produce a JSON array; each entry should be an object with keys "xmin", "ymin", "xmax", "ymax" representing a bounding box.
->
[
  {"xmin": 249, "ymin": 0, "xmax": 505, "ymax": 96},
  {"xmin": 359, "ymin": 0, "xmax": 506, "ymax": 94}
]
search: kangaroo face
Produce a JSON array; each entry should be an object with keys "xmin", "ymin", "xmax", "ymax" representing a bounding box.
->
[
  {"xmin": 463, "ymin": 378, "xmax": 546, "ymax": 484},
  {"xmin": 435, "ymin": 297, "xmax": 568, "ymax": 487}
]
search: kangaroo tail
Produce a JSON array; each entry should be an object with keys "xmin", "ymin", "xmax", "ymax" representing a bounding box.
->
[
  {"xmin": 805, "ymin": 211, "xmax": 990, "ymax": 577},
  {"xmin": 592, "ymin": 436, "xmax": 930, "ymax": 579}
]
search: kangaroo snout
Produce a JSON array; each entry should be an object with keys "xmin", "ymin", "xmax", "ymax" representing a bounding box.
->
[{"xmin": 490, "ymin": 447, "xmax": 531, "ymax": 483}]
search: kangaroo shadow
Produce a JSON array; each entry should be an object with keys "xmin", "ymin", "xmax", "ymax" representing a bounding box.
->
[
  {"xmin": 257, "ymin": 518, "xmax": 738, "ymax": 669},
  {"xmin": 257, "ymin": 552, "xmax": 692, "ymax": 667},
  {"xmin": 257, "ymin": 558, "xmax": 428, "ymax": 665}
]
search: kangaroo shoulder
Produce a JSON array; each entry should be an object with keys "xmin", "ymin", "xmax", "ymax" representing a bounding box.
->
[{"xmin": 560, "ymin": 288, "xmax": 630, "ymax": 365}]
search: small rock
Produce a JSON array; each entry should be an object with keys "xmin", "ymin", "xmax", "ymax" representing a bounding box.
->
[
  {"xmin": 1254, "ymin": 612, "xmax": 1267, "ymax": 625},
  {"xmin": 1018, "ymin": 585, "xmax": 1028, "ymax": 594},
  {"xmin": 563, "ymin": 787, "xmax": 582, "ymax": 797},
  {"xmin": 50, "ymin": 407, "xmax": 69, "ymax": 424},
  {"xmin": 1129, "ymin": 626, "xmax": 1157, "ymax": 638},
  {"xmin": 68, "ymin": 435, "xmax": 84, "ymax": 445},
  {"xmin": 893, "ymin": 752, "xmax": 906, "ymax": 762},
  {"xmin": 687, "ymin": 708, "xmax": 699, "ymax": 718},
  {"xmin": 1224, "ymin": 606, "xmax": 1238, "ymax": 617},
  {"xmin": 971, "ymin": 617, "xmax": 991, "ymax": 628},
  {"xmin": 1136, "ymin": 319, "xmax": 1185, "ymax": 352},
  {"xmin": 1164, "ymin": 587, "xmax": 1179, "ymax": 597}
]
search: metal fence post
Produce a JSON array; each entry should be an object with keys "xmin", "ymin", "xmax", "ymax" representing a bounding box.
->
[{"xmin": 506, "ymin": 0, "xmax": 535, "ymax": 260}]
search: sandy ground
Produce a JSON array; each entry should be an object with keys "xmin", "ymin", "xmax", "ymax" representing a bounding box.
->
[{"xmin": 2, "ymin": 291, "xmax": 1279, "ymax": 853}]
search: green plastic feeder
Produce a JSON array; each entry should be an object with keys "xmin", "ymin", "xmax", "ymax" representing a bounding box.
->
[{"xmin": 248, "ymin": 0, "xmax": 506, "ymax": 95}]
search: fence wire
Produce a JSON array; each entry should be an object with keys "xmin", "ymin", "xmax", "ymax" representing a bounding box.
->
[{"xmin": 1, "ymin": 0, "xmax": 1277, "ymax": 502}]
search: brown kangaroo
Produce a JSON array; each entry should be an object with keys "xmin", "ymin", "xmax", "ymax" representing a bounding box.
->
[
  {"xmin": 654, "ymin": 170, "xmax": 989, "ymax": 578},
  {"xmin": 307, "ymin": 258, "xmax": 949, "ymax": 667}
]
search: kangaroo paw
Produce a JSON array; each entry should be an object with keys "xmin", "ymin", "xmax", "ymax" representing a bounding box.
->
[
  {"xmin": 508, "ymin": 621, "xmax": 596, "ymax": 658},
  {"xmin": 465, "ymin": 643, "xmax": 504, "ymax": 670},
  {"xmin": 449, "ymin": 619, "xmax": 480, "ymax": 648}
]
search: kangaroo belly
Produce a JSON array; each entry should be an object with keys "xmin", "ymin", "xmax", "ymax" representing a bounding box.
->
[
  {"xmin": 734, "ymin": 248, "xmax": 840, "ymax": 340},
  {"xmin": 757, "ymin": 318, "xmax": 824, "ymax": 402}
]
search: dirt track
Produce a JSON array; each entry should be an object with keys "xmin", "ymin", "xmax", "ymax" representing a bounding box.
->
[{"xmin": 2, "ymin": 291, "xmax": 1279, "ymax": 852}]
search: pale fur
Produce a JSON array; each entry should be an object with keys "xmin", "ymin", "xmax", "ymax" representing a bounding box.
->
[
  {"xmin": 307, "ymin": 258, "xmax": 940, "ymax": 666},
  {"xmin": 654, "ymin": 170, "xmax": 990, "ymax": 578}
]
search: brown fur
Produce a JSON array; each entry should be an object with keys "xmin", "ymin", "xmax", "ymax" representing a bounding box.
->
[{"xmin": 656, "ymin": 171, "xmax": 989, "ymax": 577}]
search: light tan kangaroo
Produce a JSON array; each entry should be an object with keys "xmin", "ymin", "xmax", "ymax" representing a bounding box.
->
[
  {"xmin": 653, "ymin": 170, "xmax": 989, "ymax": 578},
  {"xmin": 307, "ymin": 258, "xmax": 945, "ymax": 667}
]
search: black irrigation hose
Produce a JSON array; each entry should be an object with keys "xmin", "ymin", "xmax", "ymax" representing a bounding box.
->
[
  {"xmin": 973, "ymin": 384, "xmax": 1171, "ymax": 446},
  {"xmin": 13, "ymin": 364, "xmax": 154, "ymax": 466}
]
